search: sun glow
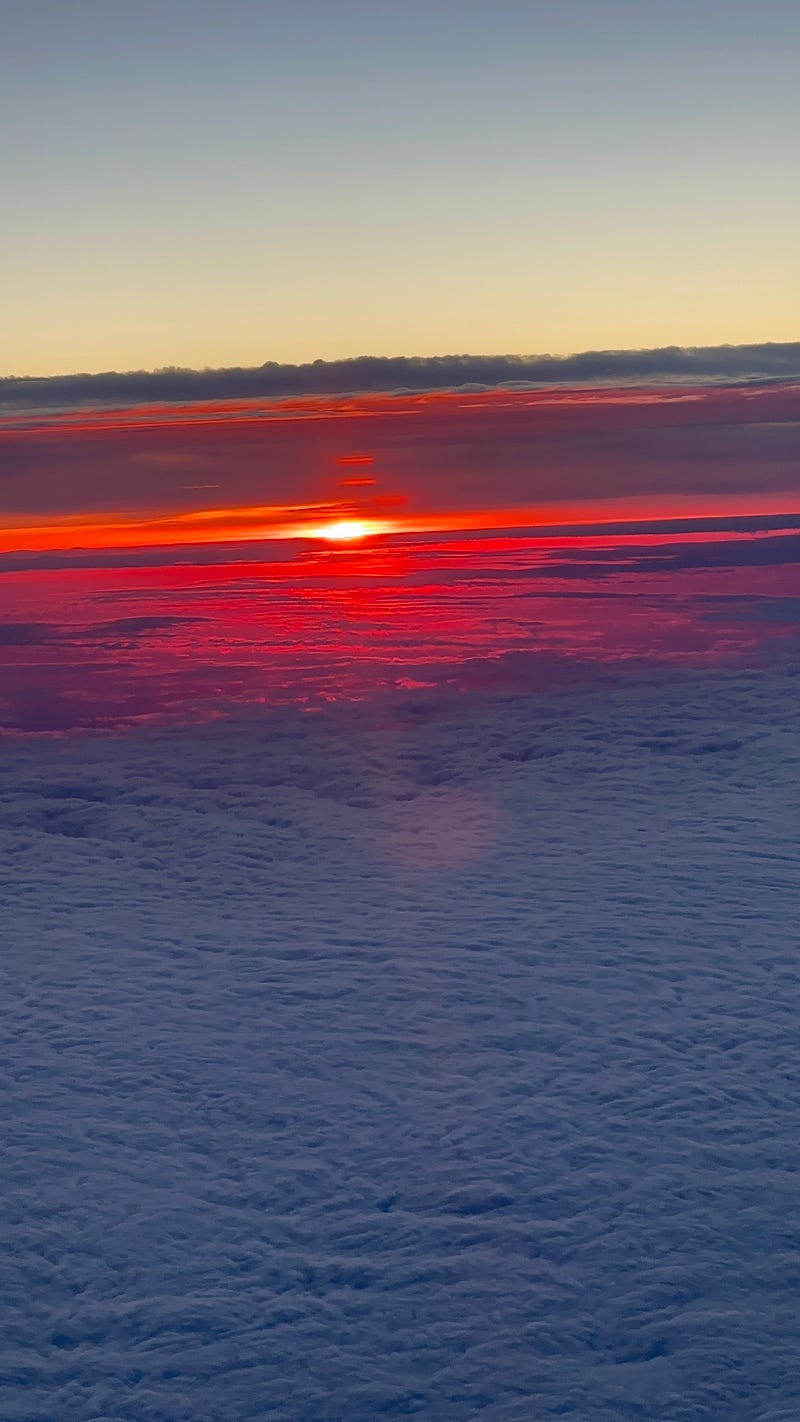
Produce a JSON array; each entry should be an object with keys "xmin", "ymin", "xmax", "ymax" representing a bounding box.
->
[{"xmin": 316, "ymin": 519, "xmax": 372, "ymax": 542}]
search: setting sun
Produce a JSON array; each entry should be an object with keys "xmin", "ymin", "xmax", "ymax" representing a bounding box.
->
[{"xmin": 317, "ymin": 519, "xmax": 372, "ymax": 542}]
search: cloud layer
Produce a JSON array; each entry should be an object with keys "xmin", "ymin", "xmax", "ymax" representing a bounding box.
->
[
  {"xmin": 3, "ymin": 341, "xmax": 800, "ymax": 411},
  {"xmin": 2, "ymin": 377, "xmax": 799, "ymax": 553},
  {"xmin": 3, "ymin": 667, "xmax": 800, "ymax": 1417},
  {"xmin": 2, "ymin": 523, "xmax": 798, "ymax": 732}
]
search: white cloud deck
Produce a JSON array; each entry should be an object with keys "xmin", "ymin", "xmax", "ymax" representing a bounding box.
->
[{"xmin": 2, "ymin": 668, "xmax": 799, "ymax": 1419}]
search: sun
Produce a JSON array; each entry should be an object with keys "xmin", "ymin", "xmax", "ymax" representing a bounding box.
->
[
  {"xmin": 318, "ymin": 519, "xmax": 371, "ymax": 542},
  {"xmin": 307, "ymin": 515, "xmax": 394, "ymax": 542}
]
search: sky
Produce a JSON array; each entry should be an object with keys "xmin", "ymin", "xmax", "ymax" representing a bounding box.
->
[{"xmin": 2, "ymin": 0, "xmax": 799, "ymax": 377}]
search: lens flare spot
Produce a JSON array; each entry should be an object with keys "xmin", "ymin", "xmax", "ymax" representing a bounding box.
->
[{"xmin": 380, "ymin": 789, "xmax": 508, "ymax": 871}]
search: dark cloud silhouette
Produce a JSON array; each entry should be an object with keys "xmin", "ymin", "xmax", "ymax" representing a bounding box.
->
[
  {"xmin": 0, "ymin": 621, "xmax": 54, "ymax": 645},
  {"xmin": 78, "ymin": 614, "xmax": 204, "ymax": 639},
  {"xmin": 3, "ymin": 342, "xmax": 800, "ymax": 410},
  {"xmin": 523, "ymin": 531, "xmax": 800, "ymax": 579},
  {"xmin": 0, "ymin": 615, "xmax": 200, "ymax": 642},
  {"xmin": 700, "ymin": 595, "xmax": 800, "ymax": 624}
]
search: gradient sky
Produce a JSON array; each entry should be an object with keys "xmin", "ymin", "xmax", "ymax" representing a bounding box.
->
[{"xmin": 2, "ymin": 0, "xmax": 798, "ymax": 377}]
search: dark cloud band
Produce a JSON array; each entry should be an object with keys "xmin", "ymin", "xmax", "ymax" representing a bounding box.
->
[{"xmin": 4, "ymin": 341, "xmax": 800, "ymax": 411}]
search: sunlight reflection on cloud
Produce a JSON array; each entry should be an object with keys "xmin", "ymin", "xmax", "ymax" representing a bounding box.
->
[{"xmin": 380, "ymin": 789, "xmax": 509, "ymax": 871}]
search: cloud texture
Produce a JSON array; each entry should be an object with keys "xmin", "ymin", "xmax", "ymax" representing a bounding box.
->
[
  {"xmin": 3, "ymin": 668, "xmax": 800, "ymax": 1418},
  {"xmin": 1, "ymin": 522, "xmax": 798, "ymax": 732}
]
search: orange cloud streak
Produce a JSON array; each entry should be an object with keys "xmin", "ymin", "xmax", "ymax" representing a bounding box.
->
[
  {"xmin": 3, "ymin": 379, "xmax": 798, "ymax": 439},
  {"xmin": 1, "ymin": 491, "xmax": 796, "ymax": 557}
]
